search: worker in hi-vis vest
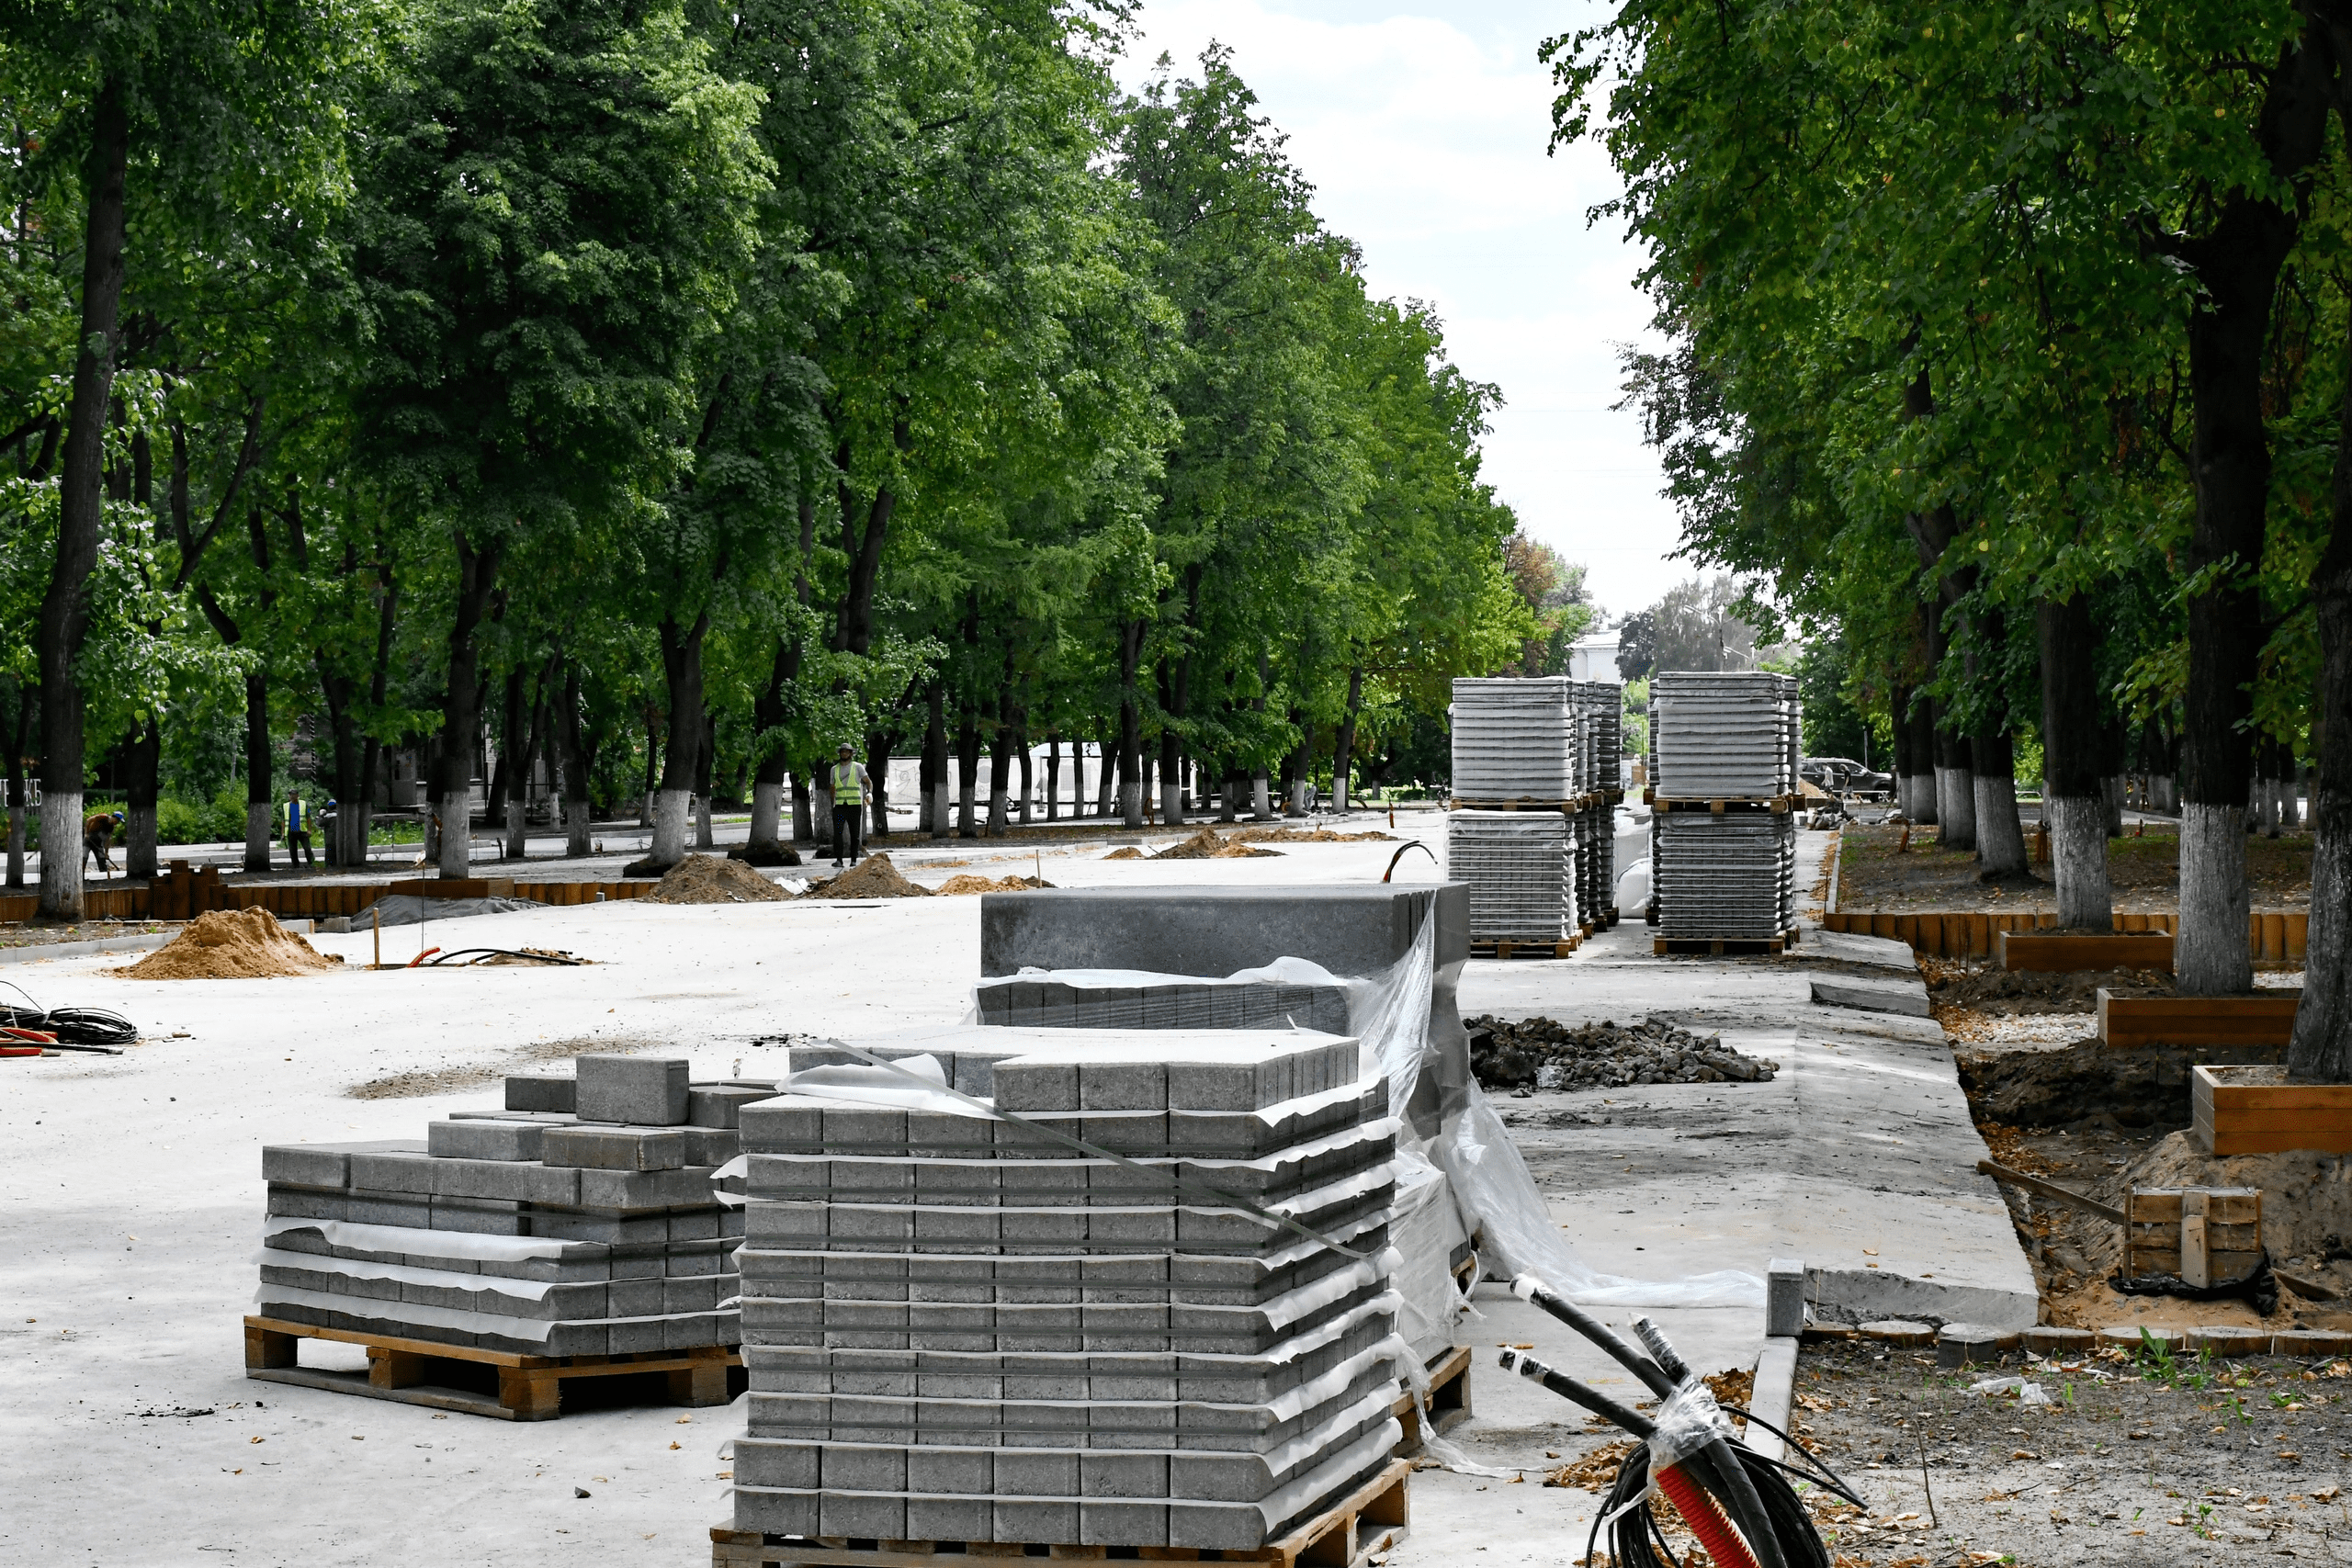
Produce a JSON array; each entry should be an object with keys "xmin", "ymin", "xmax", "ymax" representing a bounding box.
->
[{"xmin": 830, "ymin": 741, "xmax": 872, "ymax": 868}]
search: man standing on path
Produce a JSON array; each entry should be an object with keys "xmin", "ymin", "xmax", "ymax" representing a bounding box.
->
[
  {"xmin": 831, "ymin": 742, "xmax": 870, "ymax": 868},
  {"xmin": 285, "ymin": 793, "xmax": 314, "ymax": 868},
  {"xmin": 83, "ymin": 808, "xmax": 123, "ymax": 878}
]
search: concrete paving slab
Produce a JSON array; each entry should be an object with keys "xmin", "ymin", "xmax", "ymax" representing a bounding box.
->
[{"xmin": 1784, "ymin": 928, "xmax": 1920, "ymax": 973}]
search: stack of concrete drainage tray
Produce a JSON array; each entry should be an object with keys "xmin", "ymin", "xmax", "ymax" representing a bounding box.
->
[
  {"xmin": 257, "ymin": 1055, "xmax": 760, "ymax": 1359},
  {"xmin": 1648, "ymin": 671, "xmax": 1800, "ymax": 946},
  {"xmin": 731, "ymin": 1027, "xmax": 1403, "ymax": 1553},
  {"xmin": 1446, "ymin": 675, "xmax": 1577, "ymax": 947}
]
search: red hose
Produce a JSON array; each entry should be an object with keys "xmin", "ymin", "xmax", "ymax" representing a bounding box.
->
[{"xmin": 1653, "ymin": 1461, "xmax": 1761, "ymax": 1568}]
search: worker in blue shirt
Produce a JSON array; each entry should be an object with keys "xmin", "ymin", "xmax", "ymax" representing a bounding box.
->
[{"xmin": 285, "ymin": 793, "xmax": 314, "ymax": 868}]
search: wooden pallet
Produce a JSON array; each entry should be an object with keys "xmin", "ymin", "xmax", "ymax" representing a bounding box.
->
[
  {"xmin": 1446, "ymin": 795, "xmax": 1602, "ymax": 814},
  {"xmin": 1392, "ymin": 1343, "xmax": 1473, "ymax": 1454},
  {"xmin": 1653, "ymin": 931, "xmax": 1792, "ymax": 956},
  {"xmin": 243, "ymin": 1314, "xmax": 741, "ymax": 1421},
  {"xmin": 1469, "ymin": 935, "xmax": 1578, "ymax": 960},
  {"xmin": 711, "ymin": 1459, "xmax": 1409, "ymax": 1568},
  {"xmin": 1649, "ymin": 795, "xmax": 1795, "ymax": 815}
]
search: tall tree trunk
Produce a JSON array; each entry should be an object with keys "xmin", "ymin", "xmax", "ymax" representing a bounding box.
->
[
  {"xmin": 6, "ymin": 684, "xmax": 31, "ymax": 887},
  {"xmin": 650, "ymin": 613, "xmax": 708, "ymax": 868},
  {"xmin": 120, "ymin": 713, "xmax": 158, "ymax": 879},
  {"xmin": 2173, "ymin": 37, "xmax": 2329, "ymax": 995},
  {"xmin": 749, "ymin": 637, "xmax": 791, "ymax": 852},
  {"xmin": 243, "ymin": 671, "xmax": 273, "ymax": 872},
  {"xmin": 1046, "ymin": 734, "xmax": 1060, "ymax": 821},
  {"xmin": 924, "ymin": 678, "xmax": 948, "ymax": 840},
  {"xmin": 1118, "ymin": 620, "xmax": 1145, "ymax": 828},
  {"xmin": 2290, "ymin": 299, "xmax": 2352, "ymax": 1078},
  {"xmin": 956, "ymin": 701, "xmax": 981, "ymax": 840},
  {"xmin": 989, "ymin": 648, "xmax": 1013, "ymax": 835},
  {"xmin": 1333, "ymin": 666, "xmax": 1364, "ymax": 812},
  {"xmin": 792, "ymin": 770, "xmax": 814, "ymax": 846},
  {"xmin": 1904, "ymin": 693, "xmax": 1937, "ymax": 824},
  {"xmin": 438, "ymin": 534, "xmax": 503, "ymax": 878},
  {"xmin": 507, "ymin": 661, "xmax": 551, "ymax": 860},
  {"xmin": 1970, "ymin": 608, "xmax": 2028, "ymax": 875},
  {"xmin": 560, "ymin": 661, "xmax": 596, "ymax": 857},
  {"xmin": 2039, "ymin": 592, "xmax": 2111, "ymax": 929},
  {"xmin": 38, "ymin": 77, "xmax": 131, "ymax": 919},
  {"xmin": 865, "ymin": 725, "xmax": 890, "ymax": 840},
  {"xmin": 695, "ymin": 707, "xmax": 717, "ymax": 850},
  {"xmin": 1096, "ymin": 726, "xmax": 1116, "ymax": 818}
]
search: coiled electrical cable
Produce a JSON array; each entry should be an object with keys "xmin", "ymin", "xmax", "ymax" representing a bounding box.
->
[
  {"xmin": 1501, "ymin": 1272, "xmax": 1859, "ymax": 1568},
  {"xmin": 1, "ymin": 980, "xmax": 137, "ymax": 1050}
]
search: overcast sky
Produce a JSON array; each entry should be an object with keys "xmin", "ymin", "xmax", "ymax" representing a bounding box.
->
[{"xmin": 1114, "ymin": 0, "xmax": 1688, "ymax": 625}]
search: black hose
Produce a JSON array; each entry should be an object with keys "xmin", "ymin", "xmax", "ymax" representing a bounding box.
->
[
  {"xmin": 422, "ymin": 948, "xmax": 584, "ymax": 966},
  {"xmin": 1, "ymin": 983, "xmax": 138, "ymax": 1046}
]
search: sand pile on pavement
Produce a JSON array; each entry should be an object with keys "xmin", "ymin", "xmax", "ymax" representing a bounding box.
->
[
  {"xmin": 935, "ymin": 874, "xmax": 1054, "ymax": 896},
  {"xmin": 122, "ymin": 907, "xmax": 338, "ymax": 979},
  {"xmin": 1227, "ymin": 826, "xmax": 1394, "ymax": 844},
  {"xmin": 642, "ymin": 853, "xmax": 792, "ymax": 905},
  {"xmin": 1152, "ymin": 829, "xmax": 1282, "ymax": 860},
  {"xmin": 812, "ymin": 853, "xmax": 931, "ymax": 899},
  {"xmin": 1102, "ymin": 847, "xmax": 1145, "ymax": 860}
]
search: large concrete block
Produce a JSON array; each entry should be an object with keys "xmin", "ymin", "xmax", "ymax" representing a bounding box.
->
[
  {"xmin": 541, "ymin": 1125, "xmax": 686, "ymax": 1171},
  {"xmin": 505, "ymin": 1074, "xmax": 576, "ymax": 1113},
  {"xmin": 262, "ymin": 1139, "xmax": 424, "ymax": 1188},
  {"xmin": 574, "ymin": 1165, "xmax": 717, "ymax": 1210},
  {"xmin": 575, "ymin": 1055, "xmax": 690, "ymax": 1125},
  {"xmin": 687, "ymin": 1084, "xmax": 776, "ymax": 1128},
  {"xmin": 425, "ymin": 1120, "xmax": 545, "ymax": 1162}
]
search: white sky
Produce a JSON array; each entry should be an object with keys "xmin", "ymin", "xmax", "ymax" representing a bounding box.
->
[{"xmin": 1115, "ymin": 0, "xmax": 1689, "ymax": 623}]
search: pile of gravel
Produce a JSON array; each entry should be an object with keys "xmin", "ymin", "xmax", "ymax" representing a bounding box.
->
[{"xmin": 1465, "ymin": 1013, "xmax": 1781, "ymax": 1091}]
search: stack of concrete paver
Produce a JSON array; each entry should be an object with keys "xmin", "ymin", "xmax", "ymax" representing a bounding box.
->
[
  {"xmin": 1648, "ymin": 672, "xmax": 1800, "ymax": 943},
  {"xmin": 1572, "ymin": 682, "xmax": 1624, "ymax": 925},
  {"xmin": 257, "ymin": 1055, "xmax": 752, "ymax": 1357},
  {"xmin": 1444, "ymin": 810, "xmax": 1575, "ymax": 943},
  {"xmin": 1446, "ymin": 676, "xmax": 1576, "ymax": 800},
  {"xmin": 1448, "ymin": 676, "xmax": 1580, "ymax": 944},
  {"xmin": 731, "ymin": 1029, "xmax": 1403, "ymax": 1552}
]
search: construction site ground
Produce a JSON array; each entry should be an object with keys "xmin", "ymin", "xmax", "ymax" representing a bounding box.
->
[
  {"xmin": 1836, "ymin": 818, "xmax": 2315, "ymax": 914},
  {"xmin": 2, "ymin": 820, "xmax": 2051, "ymax": 1567}
]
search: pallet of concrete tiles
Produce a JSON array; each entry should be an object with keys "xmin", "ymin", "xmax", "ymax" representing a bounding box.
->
[
  {"xmin": 1446, "ymin": 810, "xmax": 1574, "ymax": 944},
  {"xmin": 253, "ymin": 1055, "xmax": 765, "ymax": 1415},
  {"xmin": 1648, "ymin": 671, "xmax": 1799, "ymax": 800},
  {"xmin": 1574, "ymin": 680, "xmax": 1623, "ymax": 795},
  {"xmin": 974, "ymin": 975, "xmax": 1351, "ymax": 1034},
  {"xmin": 728, "ymin": 1030, "xmax": 1406, "ymax": 1555},
  {"xmin": 1651, "ymin": 811, "xmax": 1795, "ymax": 943},
  {"xmin": 1447, "ymin": 675, "xmax": 1577, "ymax": 800}
]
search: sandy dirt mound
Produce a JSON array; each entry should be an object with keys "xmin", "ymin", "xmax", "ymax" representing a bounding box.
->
[
  {"xmin": 1152, "ymin": 828, "xmax": 1282, "ymax": 860},
  {"xmin": 642, "ymin": 853, "xmax": 792, "ymax": 905},
  {"xmin": 122, "ymin": 907, "xmax": 338, "ymax": 980},
  {"xmin": 1102, "ymin": 847, "xmax": 1145, "ymax": 860},
  {"xmin": 1226, "ymin": 826, "xmax": 1395, "ymax": 844},
  {"xmin": 810, "ymin": 852, "xmax": 932, "ymax": 899},
  {"xmin": 934, "ymin": 874, "xmax": 1054, "ymax": 896}
]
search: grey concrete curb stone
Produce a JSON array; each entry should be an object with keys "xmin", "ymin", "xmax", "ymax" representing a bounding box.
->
[{"xmin": 1807, "ymin": 974, "xmax": 1931, "ymax": 1018}]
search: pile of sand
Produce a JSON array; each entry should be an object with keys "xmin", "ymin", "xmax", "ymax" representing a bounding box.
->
[
  {"xmin": 811, "ymin": 853, "xmax": 932, "ymax": 899},
  {"xmin": 1152, "ymin": 829, "xmax": 1283, "ymax": 861},
  {"xmin": 1102, "ymin": 847, "xmax": 1145, "ymax": 860},
  {"xmin": 934, "ymin": 874, "xmax": 1054, "ymax": 896},
  {"xmin": 641, "ymin": 853, "xmax": 793, "ymax": 905},
  {"xmin": 1227, "ymin": 826, "xmax": 1394, "ymax": 844},
  {"xmin": 122, "ymin": 907, "xmax": 339, "ymax": 980}
]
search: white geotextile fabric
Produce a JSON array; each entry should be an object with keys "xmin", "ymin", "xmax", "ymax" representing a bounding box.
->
[{"xmin": 261, "ymin": 1216, "xmax": 570, "ymax": 1263}]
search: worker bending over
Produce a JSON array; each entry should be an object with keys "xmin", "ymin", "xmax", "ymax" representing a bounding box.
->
[
  {"xmin": 84, "ymin": 809, "xmax": 124, "ymax": 877},
  {"xmin": 830, "ymin": 742, "xmax": 870, "ymax": 868}
]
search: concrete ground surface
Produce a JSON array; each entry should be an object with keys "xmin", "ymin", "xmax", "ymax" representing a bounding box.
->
[{"xmin": 0, "ymin": 827, "xmax": 2029, "ymax": 1565}]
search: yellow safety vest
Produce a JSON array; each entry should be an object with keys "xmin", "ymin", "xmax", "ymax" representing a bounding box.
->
[{"xmin": 831, "ymin": 761, "xmax": 864, "ymax": 805}]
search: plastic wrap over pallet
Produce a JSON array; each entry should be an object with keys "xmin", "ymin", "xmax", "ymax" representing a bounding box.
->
[{"xmin": 970, "ymin": 920, "xmax": 1760, "ymax": 1309}]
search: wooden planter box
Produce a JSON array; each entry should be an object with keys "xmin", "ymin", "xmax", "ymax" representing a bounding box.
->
[
  {"xmin": 2194, "ymin": 1065, "xmax": 2352, "ymax": 1156},
  {"xmin": 2098, "ymin": 988, "xmax": 2301, "ymax": 1050},
  {"xmin": 1999, "ymin": 931, "xmax": 2174, "ymax": 973}
]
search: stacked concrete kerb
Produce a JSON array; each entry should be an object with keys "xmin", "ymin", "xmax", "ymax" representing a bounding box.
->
[
  {"xmin": 257, "ymin": 1055, "xmax": 752, "ymax": 1358},
  {"xmin": 730, "ymin": 1028, "xmax": 1404, "ymax": 1551},
  {"xmin": 1649, "ymin": 671, "xmax": 1801, "ymax": 944}
]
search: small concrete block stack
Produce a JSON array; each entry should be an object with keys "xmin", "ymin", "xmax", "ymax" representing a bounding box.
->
[
  {"xmin": 973, "ymin": 977, "xmax": 1350, "ymax": 1034},
  {"xmin": 256, "ymin": 1055, "xmax": 755, "ymax": 1358},
  {"xmin": 731, "ymin": 1029, "xmax": 1402, "ymax": 1551}
]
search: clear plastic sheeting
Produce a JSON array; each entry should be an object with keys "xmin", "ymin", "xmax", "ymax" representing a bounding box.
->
[
  {"xmin": 965, "ymin": 912, "xmax": 1761, "ymax": 1308},
  {"xmin": 1388, "ymin": 1151, "xmax": 1470, "ymax": 1361}
]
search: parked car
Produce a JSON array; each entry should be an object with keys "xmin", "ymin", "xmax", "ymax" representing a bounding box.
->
[{"xmin": 1801, "ymin": 756, "xmax": 1894, "ymax": 798}]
